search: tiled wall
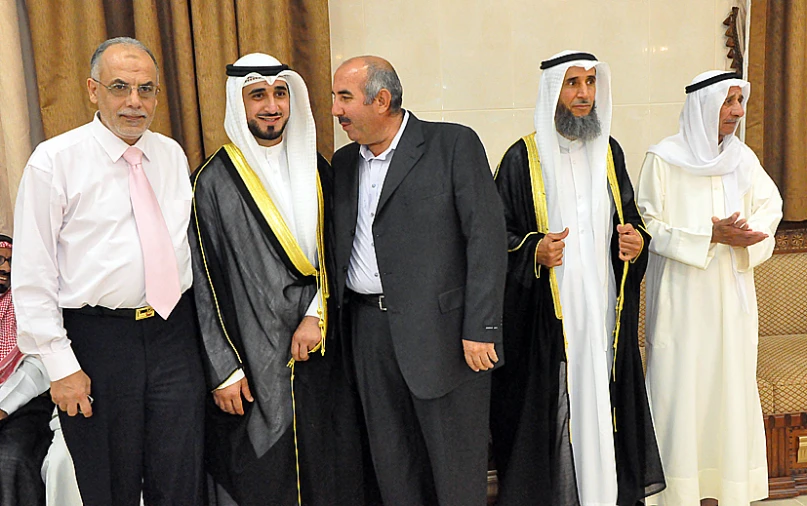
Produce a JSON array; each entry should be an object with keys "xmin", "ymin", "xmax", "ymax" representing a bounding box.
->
[{"xmin": 329, "ymin": 0, "xmax": 741, "ymax": 181}]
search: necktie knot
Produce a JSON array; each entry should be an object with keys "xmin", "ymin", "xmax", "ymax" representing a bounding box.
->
[{"xmin": 123, "ymin": 146, "xmax": 143, "ymax": 167}]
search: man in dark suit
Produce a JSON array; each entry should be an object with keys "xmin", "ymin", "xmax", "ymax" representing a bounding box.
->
[{"xmin": 329, "ymin": 56, "xmax": 507, "ymax": 506}]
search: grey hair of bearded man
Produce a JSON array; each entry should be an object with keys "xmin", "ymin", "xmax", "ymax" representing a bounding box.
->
[
  {"xmin": 90, "ymin": 37, "xmax": 160, "ymax": 81},
  {"xmin": 362, "ymin": 61, "xmax": 403, "ymax": 113},
  {"xmin": 555, "ymin": 101, "xmax": 601, "ymax": 141}
]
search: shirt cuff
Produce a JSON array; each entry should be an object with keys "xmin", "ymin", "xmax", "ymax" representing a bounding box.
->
[
  {"xmin": 40, "ymin": 347, "xmax": 82, "ymax": 382},
  {"xmin": 0, "ymin": 391, "xmax": 30, "ymax": 416},
  {"xmin": 305, "ymin": 289, "xmax": 321, "ymax": 318},
  {"xmin": 216, "ymin": 368, "xmax": 245, "ymax": 390}
]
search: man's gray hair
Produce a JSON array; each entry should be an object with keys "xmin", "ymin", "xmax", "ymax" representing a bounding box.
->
[
  {"xmin": 363, "ymin": 62, "xmax": 403, "ymax": 113},
  {"xmin": 90, "ymin": 37, "xmax": 159, "ymax": 80}
]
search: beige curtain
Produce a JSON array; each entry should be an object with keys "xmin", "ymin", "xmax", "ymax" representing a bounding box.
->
[
  {"xmin": 747, "ymin": 0, "xmax": 807, "ymax": 221},
  {"xmin": 23, "ymin": 0, "xmax": 333, "ymax": 171},
  {"xmin": 0, "ymin": 0, "xmax": 35, "ymax": 235}
]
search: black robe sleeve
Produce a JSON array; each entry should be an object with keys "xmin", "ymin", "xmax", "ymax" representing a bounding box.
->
[
  {"xmin": 495, "ymin": 139, "xmax": 546, "ymax": 288},
  {"xmin": 491, "ymin": 138, "xmax": 580, "ymax": 505},
  {"xmin": 607, "ymin": 138, "xmax": 666, "ymax": 504},
  {"xmin": 189, "ymin": 152, "xmax": 245, "ymax": 390}
]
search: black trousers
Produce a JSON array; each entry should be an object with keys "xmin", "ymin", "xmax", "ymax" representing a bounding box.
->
[
  {"xmin": 60, "ymin": 292, "xmax": 206, "ymax": 506},
  {"xmin": 350, "ymin": 295, "xmax": 491, "ymax": 506},
  {"xmin": 0, "ymin": 395, "xmax": 53, "ymax": 506}
]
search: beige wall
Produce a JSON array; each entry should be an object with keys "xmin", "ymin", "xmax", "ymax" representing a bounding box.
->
[{"xmin": 329, "ymin": 0, "xmax": 741, "ymax": 181}]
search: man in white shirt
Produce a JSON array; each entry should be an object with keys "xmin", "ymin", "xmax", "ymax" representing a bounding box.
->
[
  {"xmin": 12, "ymin": 37, "xmax": 205, "ymax": 505},
  {"xmin": 491, "ymin": 51, "xmax": 665, "ymax": 506},
  {"xmin": 0, "ymin": 234, "xmax": 52, "ymax": 506},
  {"xmin": 190, "ymin": 53, "xmax": 366, "ymax": 505}
]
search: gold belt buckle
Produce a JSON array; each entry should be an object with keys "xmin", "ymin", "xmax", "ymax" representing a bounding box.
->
[{"xmin": 135, "ymin": 306, "xmax": 155, "ymax": 321}]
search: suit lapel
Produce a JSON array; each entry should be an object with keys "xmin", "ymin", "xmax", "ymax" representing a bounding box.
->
[
  {"xmin": 377, "ymin": 114, "xmax": 424, "ymax": 214},
  {"xmin": 335, "ymin": 146, "xmax": 360, "ymax": 267},
  {"xmin": 346, "ymin": 149, "xmax": 360, "ymax": 232}
]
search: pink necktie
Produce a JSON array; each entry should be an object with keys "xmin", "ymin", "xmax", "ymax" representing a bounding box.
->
[{"xmin": 123, "ymin": 146, "xmax": 182, "ymax": 319}]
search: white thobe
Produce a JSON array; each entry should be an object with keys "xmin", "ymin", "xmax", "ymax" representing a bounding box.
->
[
  {"xmin": 638, "ymin": 152, "xmax": 782, "ymax": 505},
  {"xmin": 556, "ymin": 136, "xmax": 618, "ymax": 506}
]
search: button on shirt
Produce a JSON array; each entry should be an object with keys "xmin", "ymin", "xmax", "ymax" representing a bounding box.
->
[
  {"xmin": 12, "ymin": 114, "xmax": 193, "ymax": 381},
  {"xmin": 346, "ymin": 111, "xmax": 409, "ymax": 294}
]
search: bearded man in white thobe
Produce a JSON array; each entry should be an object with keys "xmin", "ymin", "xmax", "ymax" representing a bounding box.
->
[
  {"xmin": 492, "ymin": 50, "xmax": 665, "ymax": 506},
  {"xmin": 638, "ymin": 71, "xmax": 783, "ymax": 506}
]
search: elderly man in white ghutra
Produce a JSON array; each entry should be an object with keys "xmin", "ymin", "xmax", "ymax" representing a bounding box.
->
[{"xmin": 640, "ymin": 71, "xmax": 782, "ymax": 506}]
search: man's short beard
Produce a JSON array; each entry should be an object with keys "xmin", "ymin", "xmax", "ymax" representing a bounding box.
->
[
  {"xmin": 555, "ymin": 102, "xmax": 601, "ymax": 141},
  {"xmin": 248, "ymin": 119, "xmax": 286, "ymax": 142}
]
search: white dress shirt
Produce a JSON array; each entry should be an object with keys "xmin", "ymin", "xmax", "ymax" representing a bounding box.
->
[
  {"xmin": 346, "ymin": 111, "xmax": 409, "ymax": 294},
  {"xmin": 12, "ymin": 114, "xmax": 193, "ymax": 381}
]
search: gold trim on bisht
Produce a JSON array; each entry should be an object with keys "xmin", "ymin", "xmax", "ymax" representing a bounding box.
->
[
  {"xmin": 222, "ymin": 143, "xmax": 329, "ymax": 358},
  {"xmin": 522, "ymin": 133, "xmax": 563, "ymax": 320},
  {"xmin": 192, "ymin": 149, "xmax": 244, "ymax": 366}
]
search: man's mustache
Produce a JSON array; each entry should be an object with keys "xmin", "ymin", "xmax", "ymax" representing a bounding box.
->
[{"xmin": 119, "ymin": 109, "xmax": 147, "ymax": 118}]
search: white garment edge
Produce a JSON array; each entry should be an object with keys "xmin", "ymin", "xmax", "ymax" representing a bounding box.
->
[{"xmin": 0, "ymin": 355, "xmax": 49, "ymax": 415}]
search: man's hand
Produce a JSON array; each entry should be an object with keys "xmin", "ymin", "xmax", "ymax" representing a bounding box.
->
[
  {"xmin": 711, "ymin": 212, "xmax": 768, "ymax": 247},
  {"xmin": 52, "ymin": 370, "xmax": 92, "ymax": 418},
  {"xmin": 462, "ymin": 340, "xmax": 498, "ymax": 372},
  {"xmin": 535, "ymin": 228, "xmax": 569, "ymax": 268},
  {"xmin": 213, "ymin": 377, "xmax": 254, "ymax": 416},
  {"xmin": 291, "ymin": 316, "xmax": 321, "ymax": 362},
  {"xmin": 617, "ymin": 223, "xmax": 643, "ymax": 261}
]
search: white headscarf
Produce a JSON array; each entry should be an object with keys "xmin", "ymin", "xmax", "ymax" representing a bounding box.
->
[
  {"xmin": 224, "ymin": 53, "xmax": 318, "ymax": 263},
  {"xmin": 648, "ymin": 71, "xmax": 754, "ymax": 312},
  {"xmin": 533, "ymin": 50, "xmax": 614, "ymax": 309},
  {"xmin": 648, "ymin": 70, "xmax": 753, "ymax": 217}
]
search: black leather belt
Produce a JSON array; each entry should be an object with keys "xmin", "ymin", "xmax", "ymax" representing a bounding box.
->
[
  {"xmin": 69, "ymin": 305, "xmax": 157, "ymax": 321},
  {"xmin": 349, "ymin": 291, "xmax": 388, "ymax": 312}
]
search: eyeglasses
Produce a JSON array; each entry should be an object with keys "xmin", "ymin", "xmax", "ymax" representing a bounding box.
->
[
  {"xmin": 0, "ymin": 256, "xmax": 10, "ymax": 267},
  {"xmin": 91, "ymin": 78, "xmax": 159, "ymax": 99}
]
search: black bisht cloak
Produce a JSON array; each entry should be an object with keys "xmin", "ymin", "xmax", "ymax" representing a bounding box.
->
[
  {"xmin": 491, "ymin": 136, "xmax": 666, "ymax": 506},
  {"xmin": 190, "ymin": 147, "xmax": 368, "ymax": 506}
]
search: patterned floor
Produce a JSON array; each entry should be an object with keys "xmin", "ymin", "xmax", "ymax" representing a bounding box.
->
[{"xmin": 755, "ymin": 497, "xmax": 807, "ymax": 505}]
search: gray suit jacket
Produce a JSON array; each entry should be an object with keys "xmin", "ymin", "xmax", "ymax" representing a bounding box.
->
[{"xmin": 331, "ymin": 113, "xmax": 507, "ymax": 399}]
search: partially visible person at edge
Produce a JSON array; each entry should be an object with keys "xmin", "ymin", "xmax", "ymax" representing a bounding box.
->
[
  {"xmin": 0, "ymin": 234, "xmax": 53, "ymax": 506},
  {"xmin": 12, "ymin": 37, "xmax": 205, "ymax": 505}
]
